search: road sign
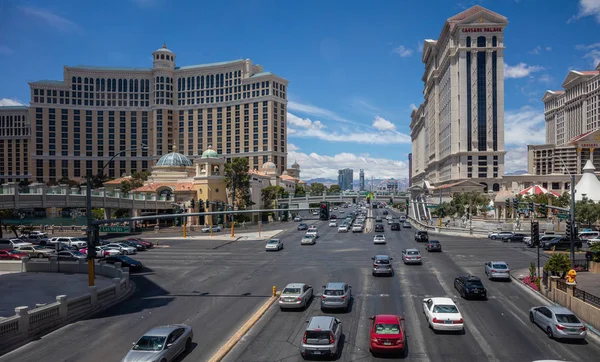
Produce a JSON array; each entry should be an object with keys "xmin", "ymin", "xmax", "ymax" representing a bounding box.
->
[
  {"xmin": 99, "ymin": 226, "xmax": 131, "ymax": 233},
  {"xmin": 426, "ymin": 205, "xmax": 438, "ymax": 209},
  {"xmin": 557, "ymin": 214, "xmax": 569, "ymax": 220}
]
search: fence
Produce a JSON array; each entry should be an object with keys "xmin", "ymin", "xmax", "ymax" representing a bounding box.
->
[
  {"xmin": 573, "ymin": 287, "xmax": 600, "ymax": 308},
  {"xmin": 556, "ymin": 279, "xmax": 568, "ymax": 292},
  {"xmin": 0, "ymin": 260, "xmax": 133, "ymax": 356}
]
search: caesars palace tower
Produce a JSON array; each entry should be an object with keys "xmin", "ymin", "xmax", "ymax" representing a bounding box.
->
[{"xmin": 410, "ymin": 5, "xmax": 507, "ymax": 193}]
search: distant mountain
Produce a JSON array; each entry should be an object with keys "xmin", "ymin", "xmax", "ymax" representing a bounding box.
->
[{"xmin": 505, "ymin": 170, "xmax": 528, "ymax": 175}]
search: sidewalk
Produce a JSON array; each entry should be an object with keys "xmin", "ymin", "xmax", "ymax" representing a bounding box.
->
[{"xmin": 0, "ymin": 273, "xmax": 112, "ymax": 318}]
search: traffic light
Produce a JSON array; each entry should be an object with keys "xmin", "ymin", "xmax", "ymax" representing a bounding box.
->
[
  {"xmin": 531, "ymin": 221, "xmax": 540, "ymax": 247},
  {"xmin": 512, "ymin": 198, "xmax": 518, "ymax": 209},
  {"xmin": 566, "ymin": 219, "xmax": 572, "ymax": 240},
  {"xmin": 198, "ymin": 199, "xmax": 204, "ymax": 210},
  {"xmin": 528, "ymin": 201, "xmax": 534, "ymax": 213},
  {"xmin": 539, "ymin": 204, "xmax": 546, "ymax": 217},
  {"xmin": 206, "ymin": 199, "xmax": 210, "ymax": 210},
  {"xmin": 505, "ymin": 198, "xmax": 510, "ymax": 209},
  {"xmin": 190, "ymin": 199, "xmax": 195, "ymax": 210},
  {"xmin": 405, "ymin": 200, "xmax": 409, "ymax": 211},
  {"xmin": 319, "ymin": 201, "xmax": 330, "ymax": 221}
]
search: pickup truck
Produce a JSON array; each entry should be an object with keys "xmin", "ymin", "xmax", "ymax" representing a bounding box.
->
[{"xmin": 47, "ymin": 237, "xmax": 87, "ymax": 249}]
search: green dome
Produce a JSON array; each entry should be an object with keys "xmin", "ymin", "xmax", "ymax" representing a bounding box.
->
[{"xmin": 201, "ymin": 145, "xmax": 219, "ymax": 159}]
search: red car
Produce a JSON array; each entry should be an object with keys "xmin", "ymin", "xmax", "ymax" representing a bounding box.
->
[
  {"xmin": 127, "ymin": 237, "xmax": 153, "ymax": 249},
  {"xmin": 0, "ymin": 250, "xmax": 28, "ymax": 260},
  {"xmin": 369, "ymin": 314, "xmax": 406, "ymax": 356}
]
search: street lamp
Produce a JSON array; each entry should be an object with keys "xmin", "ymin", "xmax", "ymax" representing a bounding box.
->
[
  {"xmin": 555, "ymin": 155, "xmax": 576, "ymax": 263},
  {"xmin": 230, "ymin": 169, "xmax": 236, "ymax": 237},
  {"xmin": 86, "ymin": 143, "xmax": 147, "ymax": 286}
]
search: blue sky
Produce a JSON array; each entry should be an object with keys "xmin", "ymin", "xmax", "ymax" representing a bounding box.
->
[{"xmin": 1, "ymin": 0, "xmax": 599, "ymax": 181}]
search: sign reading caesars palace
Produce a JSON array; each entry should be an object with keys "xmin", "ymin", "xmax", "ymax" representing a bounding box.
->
[{"xmin": 461, "ymin": 27, "xmax": 503, "ymax": 32}]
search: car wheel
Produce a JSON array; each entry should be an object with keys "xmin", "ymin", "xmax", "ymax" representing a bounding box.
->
[
  {"xmin": 529, "ymin": 312, "xmax": 534, "ymax": 323},
  {"xmin": 38, "ymin": 254, "xmax": 44, "ymax": 258},
  {"xmin": 491, "ymin": 236, "xmax": 496, "ymax": 240},
  {"xmin": 546, "ymin": 327, "xmax": 553, "ymax": 339}
]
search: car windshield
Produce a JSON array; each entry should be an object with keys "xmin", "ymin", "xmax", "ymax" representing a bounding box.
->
[
  {"xmin": 118, "ymin": 244, "xmax": 129, "ymax": 247},
  {"xmin": 555, "ymin": 314, "xmax": 580, "ymax": 324},
  {"xmin": 492, "ymin": 264, "xmax": 508, "ymax": 269},
  {"xmin": 407, "ymin": 251, "xmax": 419, "ymax": 255},
  {"xmin": 465, "ymin": 281, "xmax": 484, "ymax": 288},
  {"xmin": 375, "ymin": 259, "xmax": 390, "ymax": 264},
  {"xmin": 375, "ymin": 235, "xmax": 384, "ymax": 238},
  {"xmin": 133, "ymin": 335, "xmax": 166, "ymax": 351},
  {"xmin": 374, "ymin": 323, "xmax": 400, "ymax": 334},
  {"xmin": 115, "ymin": 256, "xmax": 134, "ymax": 263},
  {"xmin": 434, "ymin": 305, "xmax": 458, "ymax": 313},
  {"xmin": 33, "ymin": 246, "xmax": 45, "ymax": 250},
  {"xmin": 268, "ymin": 240, "xmax": 279, "ymax": 244},
  {"xmin": 282, "ymin": 287, "xmax": 301, "ymax": 294},
  {"xmin": 324, "ymin": 289, "xmax": 344, "ymax": 296}
]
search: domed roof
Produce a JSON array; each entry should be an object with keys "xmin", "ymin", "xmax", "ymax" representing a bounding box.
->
[
  {"xmin": 154, "ymin": 43, "xmax": 174, "ymax": 53},
  {"xmin": 263, "ymin": 161, "xmax": 276, "ymax": 169},
  {"xmin": 156, "ymin": 146, "xmax": 192, "ymax": 167},
  {"xmin": 201, "ymin": 145, "xmax": 219, "ymax": 159},
  {"xmin": 292, "ymin": 161, "xmax": 300, "ymax": 169}
]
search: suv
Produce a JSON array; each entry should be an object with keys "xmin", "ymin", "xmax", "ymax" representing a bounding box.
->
[
  {"xmin": 372, "ymin": 255, "xmax": 394, "ymax": 276},
  {"xmin": 300, "ymin": 316, "xmax": 343, "ymax": 359},
  {"xmin": 542, "ymin": 237, "xmax": 582, "ymax": 251},
  {"xmin": 390, "ymin": 222, "xmax": 401, "ymax": 231},
  {"xmin": 374, "ymin": 224, "xmax": 384, "ymax": 232},
  {"xmin": 321, "ymin": 282, "xmax": 351, "ymax": 311},
  {"xmin": 375, "ymin": 217, "xmax": 383, "ymax": 223},
  {"xmin": 414, "ymin": 231, "xmax": 428, "ymax": 242},
  {"xmin": 47, "ymin": 237, "xmax": 87, "ymax": 249},
  {"xmin": 454, "ymin": 275, "xmax": 487, "ymax": 299}
]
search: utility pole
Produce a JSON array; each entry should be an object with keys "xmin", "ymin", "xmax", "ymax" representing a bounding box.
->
[{"xmin": 569, "ymin": 173, "xmax": 576, "ymax": 263}]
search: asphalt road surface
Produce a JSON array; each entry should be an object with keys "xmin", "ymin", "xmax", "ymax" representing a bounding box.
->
[{"xmin": 2, "ymin": 206, "xmax": 599, "ymax": 361}]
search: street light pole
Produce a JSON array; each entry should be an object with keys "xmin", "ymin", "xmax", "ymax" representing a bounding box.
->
[{"xmin": 230, "ymin": 169, "xmax": 236, "ymax": 237}]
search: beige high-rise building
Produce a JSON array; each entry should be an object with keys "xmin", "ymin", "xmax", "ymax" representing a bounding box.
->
[
  {"xmin": 27, "ymin": 44, "xmax": 288, "ymax": 183},
  {"xmin": 0, "ymin": 106, "xmax": 31, "ymax": 183},
  {"xmin": 410, "ymin": 5, "xmax": 507, "ymax": 192}
]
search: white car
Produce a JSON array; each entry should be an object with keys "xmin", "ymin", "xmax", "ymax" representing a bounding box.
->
[
  {"xmin": 104, "ymin": 243, "xmax": 137, "ymax": 255},
  {"xmin": 306, "ymin": 229, "xmax": 319, "ymax": 238},
  {"xmin": 48, "ymin": 237, "xmax": 87, "ymax": 249},
  {"xmin": 301, "ymin": 235, "xmax": 316, "ymax": 245},
  {"xmin": 373, "ymin": 235, "xmax": 386, "ymax": 244},
  {"xmin": 312, "ymin": 211, "xmax": 319, "ymax": 215},
  {"xmin": 386, "ymin": 215, "xmax": 392, "ymax": 220},
  {"xmin": 294, "ymin": 216, "xmax": 303, "ymax": 222},
  {"xmin": 201, "ymin": 226, "xmax": 222, "ymax": 233},
  {"xmin": 422, "ymin": 297, "xmax": 464, "ymax": 332},
  {"xmin": 352, "ymin": 224, "xmax": 363, "ymax": 233},
  {"xmin": 15, "ymin": 245, "xmax": 55, "ymax": 258},
  {"xmin": 278, "ymin": 283, "xmax": 314, "ymax": 310},
  {"xmin": 328, "ymin": 220, "xmax": 337, "ymax": 227},
  {"xmin": 338, "ymin": 225, "xmax": 349, "ymax": 233},
  {"xmin": 265, "ymin": 239, "xmax": 284, "ymax": 251}
]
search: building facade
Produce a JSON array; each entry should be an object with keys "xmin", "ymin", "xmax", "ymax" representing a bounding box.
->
[
  {"xmin": 26, "ymin": 44, "xmax": 288, "ymax": 184},
  {"xmin": 359, "ymin": 169, "xmax": 365, "ymax": 191},
  {"xmin": 407, "ymin": 153, "xmax": 412, "ymax": 187},
  {"xmin": 410, "ymin": 5, "xmax": 507, "ymax": 192},
  {"xmin": 338, "ymin": 168, "xmax": 353, "ymax": 191},
  {"xmin": 0, "ymin": 106, "xmax": 31, "ymax": 183}
]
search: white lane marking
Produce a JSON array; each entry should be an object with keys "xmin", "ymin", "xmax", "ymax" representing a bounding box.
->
[
  {"xmin": 429, "ymin": 267, "xmax": 499, "ymax": 361},
  {"xmin": 352, "ymin": 267, "xmax": 374, "ymax": 355}
]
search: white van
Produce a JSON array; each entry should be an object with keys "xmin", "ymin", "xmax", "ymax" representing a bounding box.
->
[{"xmin": 578, "ymin": 231, "xmax": 599, "ymax": 240}]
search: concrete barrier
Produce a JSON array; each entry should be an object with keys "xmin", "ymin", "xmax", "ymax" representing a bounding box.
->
[
  {"xmin": 0, "ymin": 258, "xmax": 134, "ymax": 355},
  {"xmin": 0, "ymin": 260, "xmax": 23, "ymax": 272}
]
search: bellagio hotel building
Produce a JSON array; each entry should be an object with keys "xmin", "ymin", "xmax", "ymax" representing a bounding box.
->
[{"xmin": 19, "ymin": 44, "xmax": 288, "ymax": 183}]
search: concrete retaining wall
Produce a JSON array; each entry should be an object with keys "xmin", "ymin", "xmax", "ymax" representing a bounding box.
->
[
  {"xmin": 0, "ymin": 261, "xmax": 23, "ymax": 272},
  {"xmin": 542, "ymin": 277, "xmax": 600, "ymax": 333}
]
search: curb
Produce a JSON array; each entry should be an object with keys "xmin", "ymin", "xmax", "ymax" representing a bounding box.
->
[
  {"xmin": 207, "ymin": 293, "xmax": 279, "ymax": 362},
  {"xmin": 510, "ymin": 275, "xmax": 600, "ymax": 341}
]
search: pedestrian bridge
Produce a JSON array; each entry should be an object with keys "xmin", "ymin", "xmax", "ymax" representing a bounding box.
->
[
  {"xmin": 276, "ymin": 193, "xmax": 409, "ymax": 208},
  {"xmin": 0, "ymin": 182, "xmax": 173, "ymax": 211}
]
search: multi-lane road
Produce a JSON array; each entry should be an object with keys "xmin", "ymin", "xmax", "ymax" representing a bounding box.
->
[{"xmin": 2, "ymin": 207, "xmax": 600, "ymax": 361}]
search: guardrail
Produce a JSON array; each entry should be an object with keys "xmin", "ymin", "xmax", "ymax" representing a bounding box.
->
[
  {"xmin": 573, "ymin": 287, "xmax": 600, "ymax": 308},
  {"xmin": 0, "ymin": 258, "xmax": 133, "ymax": 355}
]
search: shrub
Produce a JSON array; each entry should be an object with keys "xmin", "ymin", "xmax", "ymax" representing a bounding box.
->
[
  {"xmin": 544, "ymin": 253, "xmax": 572, "ymax": 278},
  {"xmin": 529, "ymin": 262, "xmax": 537, "ymax": 279}
]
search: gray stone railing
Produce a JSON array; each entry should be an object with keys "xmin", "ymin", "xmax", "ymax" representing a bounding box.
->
[{"xmin": 0, "ymin": 258, "xmax": 134, "ymax": 355}]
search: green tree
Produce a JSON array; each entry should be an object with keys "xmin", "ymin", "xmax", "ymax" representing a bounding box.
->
[
  {"xmin": 91, "ymin": 209, "xmax": 105, "ymax": 220},
  {"xmin": 119, "ymin": 171, "xmax": 151, "ymax": 193},
  {"xmin": 57, "ymin": 176, "xmax": 80, "ymax": 188},
  {"xmin": 113, "ymin": 209, "xmax": 130, "ymax": 218},
  {"xmin": 261, "ymin": 186, "xmax": 285, "ymax": 209},
  {"xmin": 224, "ymin": 157, "xmax": 251, "ymax": 210},
  {"xmin": 294, "ymin": 185, "xmax": 306, "ymax": 197},
  {"xmin": 328, "ymin": 184, "xmax": 341, "ymax": 194},
  {"xmin": 450, "ymin": 191, "xmax": 490, "ymax": 217},
  {"xmin": 575, "ymin": 196, "xmax": 600, "ymax": 228},
  {"xmin": 0, "ymin": 209, "xmax": 14, "ymax": 238},
  {"xmin": 544, "ymin": 253, "xmax": 572, "ymax": 278},
  {"xmin": 90, "ymin": 173, "xmax": 111, "ymax": 188},
  {"xmin": 309, "ymin": 182, "xmax": 326, "ymax": 195},
  {"xmin": 553, "ymin": 192, "xmax": 570, "ymax": 208}
]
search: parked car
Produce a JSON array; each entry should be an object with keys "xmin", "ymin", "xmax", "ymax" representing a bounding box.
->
[
  {"xmin": 484, "ymin": 261, "xmax": 511, "ymax": 280},
  {"xmin": 122, "ymin": 240, "xmax": 147, "ymax": 251},
  {"xmin": 529, "ymin": 306, "xmax": 587, "ymax": 340},
  {"xmin": 297, "ymin": 223, "xmax": 309, "ymax": 231},
  {"xmin": 201, "ymin": 226, "xmax": 222, "ymax": 233},
  {"xmin": 15, "ymin": 245, "xmax": 55, "ymax": 258},
  {"xmin": 454, "ymin": 275, "xmax": 487, "ymax": 299},
  {"xmin": 105, "ymin": 243, "xmax": 137, "ymax": 255},
  {"xmin": 278, "ymin": 283, "xmax": 313, "ymax": 310},
  {"xmin": 20, "ymin": 235, "xmax": 50, "ymax": 245},
  {"xmin": 321, "ymin": 282, "xmax": 352, "ymax": 311},
  {"xmin": 402, "ymin": 249, "xmax": 422, "ymax": 264},
  {"xmin": 426, "ymin": 240, "xmax": 442, "ymax": 252},
  {"xmin": 415, "ymin": 231, "xmax": 428, "ymax": 242},
  {"xmin": 422, "ymin": 297, "xmax": 464, "ymax": 332},
  {"xmin": 502, "ymin": 233, "xmax": 527, "ymax": 242},
  {"xmin": 57, "ymin": 250, "xmax": 87, "ymax": 261},
  {"xmin": 47, "ymin": 237, "xmax": 87, "ymax": 249},
  {"xmin": 103, "ymin": 255, "xmax": 143, "ymax": 272},
  {"xmin": 369, "ymin": 314, "xmax": 406, "ymax": 356},
  {"xmin": 300, "ymin": 316, "xmax": 343, "ymax": 359},
  {"xmin": 0, "ymin": 249, "xmax": 28, "ymax": 260},
  {"xmin": 123, "ymin": 324, "xmax": 193, "ymax": 362},
  {"xmin": 265, "ymin": 239, "xmax": 284, "ymax": 251},
  {"xmin": 372, "ymin": 255, "xmax": 394, "ymax": 277},
  {"xmin": 0, "ymin": 238, "xmax": 32, "ymax": 250}
]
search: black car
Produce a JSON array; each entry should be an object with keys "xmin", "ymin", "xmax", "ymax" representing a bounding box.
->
[
  {"xmin": 454, "ymin": 275, "xmax": 487, "ymax": 299},
  {"xmin": 502, "ymin": 233, "xmax": 526, "ymax": 242},
  {"xmin": 382, "ymin": 211, "xmax": 388, "ymax": 215},
  {"xmin": 103, "ymin": 255, "xmax": 143, "ymax": 272},
  {"xmin": 390, "ymin": 222, "xmax": 401, "ymax": 231},
  {"xmin": 297, "ymin": 223, "xmax": 309, "ymax": 231},
  {"xmin": 414, "ymin": 231, "xmax": 428, "ymax": 242},
  {"xmin": 374, "ymin": 224, "xmax": 384, "ymax": 232},
  {"xmin": 542, "ymin": 237, "xmax": 582, "ymax": 250},
  {"xmin": 123, "ymin": 239, "xmax": 147, "ymax": 251},
  {"xmin": 425, "ymin": 240, "xmax": 442, "ymax": 252}
]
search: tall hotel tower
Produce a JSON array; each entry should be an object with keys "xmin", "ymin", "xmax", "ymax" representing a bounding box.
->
[{"xmin": 410, "ymin": 5, "xmax": 507, "ymax": 192}]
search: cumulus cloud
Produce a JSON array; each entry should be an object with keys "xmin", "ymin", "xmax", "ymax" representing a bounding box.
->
[
  {"xmin": 287, "ymin": 113, "xmax": 325, "ymax": 130},
  {"xmin": 529, "ymin": 45, "xmax": 552, "ymax": 55},
  {"xmin": 575, "ymin": 43, "xmax": 600, "ymax": 68},
  {"xmin": 289, "ymin": 149, "xmax": 409, "ymax": 180},
  {"xmin": 569, "ymin": 0, "xmax": 600, "ymax": 23},
  {"xmin": 372, "ymin": 116, "xmax": 396, "ymax": 131},
  {"xmin": 392, "ymin": 45, "xmax": 413, "ymax": 57},
  {"xmin": 504, "ymin": 147, "xmax": 529, "ymax": 174},
  {"xmin": 288, "ymin": 100, "xmax": 362, "ymax": 126},
  {"xmin": 504, "ymin": 106, "xmax": 546, "ymax": 146},
  {"xmin": 0, "ymin": 98, "xmax": 26, "ymax": 106},
  {"xmin": 504, "ymin": 63, "xmax": 544, "ymax": 78}
]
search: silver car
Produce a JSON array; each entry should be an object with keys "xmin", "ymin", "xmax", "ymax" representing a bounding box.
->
[
  {"xmin": 122, "ymin": 324, "xmax": 193, "ymax": 362},
  {"xmin": 300, "ymin": 316, "xmax": 343, "ymax": 359},
  {"xmin": 265, "ymin": 239, "xmax": 284, "ymax": 251},
  {"xmin": 402, "ymin": 248, "xmax": 422, "ymax": 264},
  {"xmin": 529, "ymin": 306, "xmax": 587, "ymax": 340},
  {"xmin": 372, "ymin": 255, "xmax": 394, "ymax": 276},
  {"xmin": 279, "ymin": 283, "xmax": 313, "ymax": 310},
  {"xmin": 321, "ymin": 282, "xmax": 351, "ymax": 311},
  {"xmin": 301, "ymin": 235, "xmax": 316, "ymax": 245},
  {"xmin": 484, "ymin": 261, "xmax": 511, "ymax": 280}
]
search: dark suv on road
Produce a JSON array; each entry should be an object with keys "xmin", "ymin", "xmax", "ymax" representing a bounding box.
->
[
  {"xmin": 374, "ymin": 224, "xmax": 384, "ymax": 232},
  {"xmin": 391, "ymin": 222, "xmax": 401, "ymax": 231},
  {"xmin": 542, "ymin": 237, "xmax": 582, "ymax": 250},
  {"xmin": 414, "ymin": 231, "xmax": 428, "ymax": 242},
  {"xmin": 454, "ymin": 275, "xmax": 487, "ymax": 299},
  {"xmin": 502, "ymin": 233, "xmax": 527, "ymax": 242}
]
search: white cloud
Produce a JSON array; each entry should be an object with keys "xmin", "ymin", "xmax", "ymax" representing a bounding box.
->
[
  {"xmin": 287, "ymin": 143, "xmax": 300, "ymax": 152},
  {"xmin": 19, "ymin": 6, "xmax": 82, "ymax": 33},
  {"xmin": 504, "ymin": 62, "xmax": 544, "ymax": 78},
  {"xmin": 409, "ymin": 103, "xmax": 418, "ymax": 111},
  {"xmin": 288, "ymin": 100, "xmax": 363, "ymax": 126},
  {"xmin": 0, "ymin": 45, "xmax": 14, "ymax": 55},
  {"xmin": 569, "ymin": 0, "xmax": 600, "ymax": 23},
  {"xmin": 503, "ymin": 106, "xmax": 546, "ymax": 146},
  {"xmin": 392, "ymin": 45, "xmax": 413, "ymax": 57},
  {"xmin": 417, "ymin": 41, "xmax": 424, "ymax": 53},
  {"xmin": 504, "ymin": 147, "xmax": 529, "ymax": 173},
  {"xmin": 575, "ymin": 42, "xmax": 600, "ymax": 67},
  {"xmin": 0, "ymin": 98, "xmax": 25, "ymax": 106},
  {"xmin": 538, "ymin": 74, "xmax": 553, "ymax": 84},
  {"xmin": 287, "ymin": 113, "xmax": 411, "ymax": 145},
  {"xmin": 289, "ymin": 149, "xmax": 409, "ymax": 180},
  {"xmin": 372, "ymin": 116, "xmax": 396, "ymax": 131},
  {"xmin": 529, "ymin": 45, "xmax": 551, "ymax": 55},
  {"xmin": 546, "ymin": 46, "xmax": 552, "ymax": 51}
]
